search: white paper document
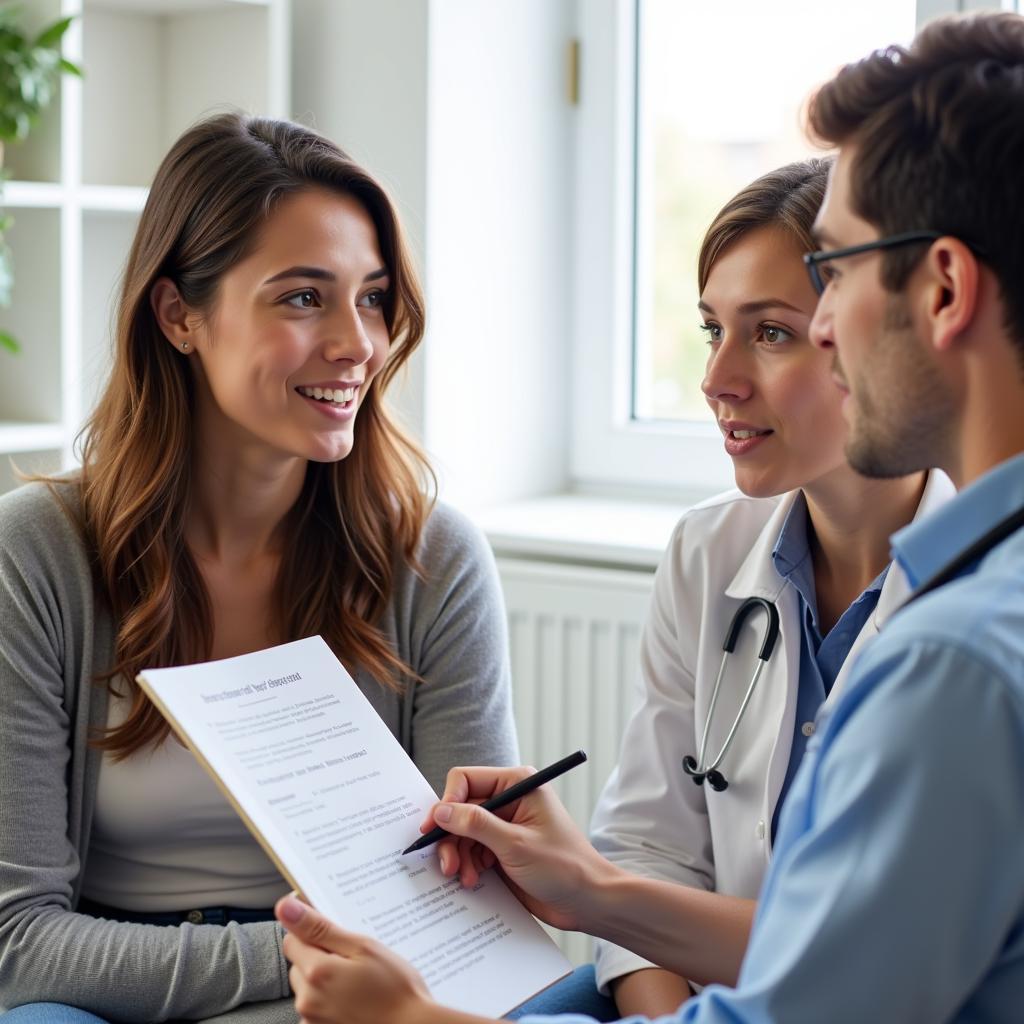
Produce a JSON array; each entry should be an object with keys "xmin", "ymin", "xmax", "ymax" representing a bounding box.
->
[{"xmin": 136, "ymin": 635, "xmax": 571, "ymax": 1017}]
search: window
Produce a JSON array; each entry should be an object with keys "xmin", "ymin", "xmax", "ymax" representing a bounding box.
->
[
  {"xmin": 572, "ymin": 0, "xmax": 930, "ymax": 495},
  {"xmin": 634, "ymin": 0, "xmax": 918, "ymax": 423}
]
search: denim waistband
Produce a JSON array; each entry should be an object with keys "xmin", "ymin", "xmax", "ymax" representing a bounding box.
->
[{"xmin": 76, "ymin": 896, "xmax": 276, "ymax": 927}]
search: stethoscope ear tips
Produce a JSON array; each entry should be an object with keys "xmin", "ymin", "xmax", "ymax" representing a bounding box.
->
[
  {"xmin": 681, "ymin": 755, "xmax": 705, "ymax": 786},
  {"xmin": 682, "ymin": 755, "xmax": 729, "ymax": 791}
]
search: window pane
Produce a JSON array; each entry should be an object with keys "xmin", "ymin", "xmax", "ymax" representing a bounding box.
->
[{"xmin": 633, "ymin": 0, "xmax": 917, "ymax": 422}]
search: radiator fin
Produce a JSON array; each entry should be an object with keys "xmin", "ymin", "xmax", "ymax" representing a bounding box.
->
[{"xmin": 498, "ymin": 558, "xmax": 654, "ymax": 966}]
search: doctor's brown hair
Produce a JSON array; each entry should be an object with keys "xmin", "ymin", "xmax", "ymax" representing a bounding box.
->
[
  {"xmin": 698, "ymin": 158, "xmax": 831, "ymax": 295},
  {"xmin": 78, "ymin": 113, "xmax": 433, "ymax": 758},
  {"xmin": 808, "ymin": 12, "xmax": 1024, "ymax": 358}
]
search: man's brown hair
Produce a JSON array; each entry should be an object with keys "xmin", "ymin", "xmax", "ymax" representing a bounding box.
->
[{"xmin": 808, "ymin": 12, "xmax": 1024, "ymax": 353}]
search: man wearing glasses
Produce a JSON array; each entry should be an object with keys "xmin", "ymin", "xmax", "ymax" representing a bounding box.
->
[{"xmin": 275, "ymin": 12, "xmax": 1024, "ymax": 1024}]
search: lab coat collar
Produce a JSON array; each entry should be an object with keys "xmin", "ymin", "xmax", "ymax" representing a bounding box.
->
[
  {"xmin": 871, "ymin": 469, "xmax": 957, "ymax": 629},
  {"xmin": 725, "ymin": 491, "xmax": 801, "ymax": 603},
  {"xmin": 724, "ymin": 470, "xmax": 956, "ymax": 615},
  {"xmin": 826, "ymin": 469, "xmax": 956, "ymax": 706}
]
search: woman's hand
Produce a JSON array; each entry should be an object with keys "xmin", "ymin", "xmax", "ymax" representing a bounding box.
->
[
  {"xmin": 276, "ymin": 895, "xmax": 434, "ymax": 1024},
  {"xmin": 419, "ymin": 765, "xmax": 619, "ymax": 934}
]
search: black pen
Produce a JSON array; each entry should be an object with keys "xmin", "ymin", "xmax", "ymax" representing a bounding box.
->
[{"xmin": 401, "ymin": 749, "xmax": 588, "ymax": 855}]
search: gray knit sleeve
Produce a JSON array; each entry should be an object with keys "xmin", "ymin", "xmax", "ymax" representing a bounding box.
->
[
  {"xmin": 0, "ymin": 485, "xmax": 290, "ymax": 1021},
  {"xmin": 395, "ymin": 502, "xmax": 520, "ymax": 795}
]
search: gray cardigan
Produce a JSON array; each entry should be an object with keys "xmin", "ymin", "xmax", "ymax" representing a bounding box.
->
[{"xmin": 0, "ymin": 482, "xmax": 518, "ymax": 1023}]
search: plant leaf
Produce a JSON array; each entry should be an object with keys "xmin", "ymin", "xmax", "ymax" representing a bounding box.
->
[
  {"xmin": 59, "ymin": 58, "xmax": 82, "ymax": 77},
  {"xmin": 34, "ymin": 16, "xmax": 74, "ymax": 51},
  {"xmin": 0, "ymin": 329, "xmax": 20, "ymax": 354}
]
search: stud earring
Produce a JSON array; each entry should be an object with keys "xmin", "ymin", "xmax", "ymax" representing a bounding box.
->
[{"xmin": 181, "ymin": 341, "xmax": 189, "ymax": 352}]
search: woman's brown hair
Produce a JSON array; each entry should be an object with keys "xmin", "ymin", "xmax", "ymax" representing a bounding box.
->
[
  {"xmin": 79, "ymin": 112, "xmax": 434, "ymax": 758},
  {"xmin": 697, "ymin": 157, "xmax": 832, "ymax": 294}
]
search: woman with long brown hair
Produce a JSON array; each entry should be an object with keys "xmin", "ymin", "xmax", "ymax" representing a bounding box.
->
[{"xmin": 0, "ymin": 113, "xmax": 516, "ymax": 1024}]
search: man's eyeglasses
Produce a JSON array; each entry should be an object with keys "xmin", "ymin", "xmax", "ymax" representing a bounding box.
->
[{"xmin": 802, "ymin": 231, "xmax": 941, "ymax": 297}]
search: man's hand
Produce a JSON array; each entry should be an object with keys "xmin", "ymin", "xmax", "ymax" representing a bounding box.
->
[
  {"xmin": 419, "ymin": 764, "xmax": 619, "ymax": 934},
  {"xmin": 276, "ymin": 895, "xmax": 434, "ymax": 1024}
]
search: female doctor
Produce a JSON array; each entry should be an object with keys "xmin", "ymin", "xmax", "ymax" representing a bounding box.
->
[
  {"xmin": 272, "ymin": 158, "xmax": 954, "ymax": 1024},
  {"xmin": 588, "ymin": 158, "xmax": 953, "ymax": 1017}
]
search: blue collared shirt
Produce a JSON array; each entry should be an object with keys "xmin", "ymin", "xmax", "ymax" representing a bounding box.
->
[
  {"xmin": 524, "ymin": 453, "xmax": 1024, "ymax": 1024},
  {"xmin": 769, "ymin": 494, "xmax": 887, "ymax": 841}
]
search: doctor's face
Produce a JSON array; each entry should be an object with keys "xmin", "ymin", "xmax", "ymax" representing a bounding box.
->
[{"xmin": 700, "ymin": 224, "xmax": 847, "ymax": 497}]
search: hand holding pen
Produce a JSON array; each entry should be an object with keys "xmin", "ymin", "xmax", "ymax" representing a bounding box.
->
[
  {"xmin": 406, "ymin": 751, "xmax": 613, "ymax": 934},
  {"xmin": 403, "ymin": 749, "xmax": 587, "ymax": 854}
]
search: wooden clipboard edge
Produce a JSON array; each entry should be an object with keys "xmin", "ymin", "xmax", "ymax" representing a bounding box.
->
[{"xmin": 135, "ymin": 671, "xmax": 309, "ymax": 907}]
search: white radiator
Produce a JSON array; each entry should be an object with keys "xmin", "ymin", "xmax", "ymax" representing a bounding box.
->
[{"xmin": 496, "ymin": 556, "xmax": 655, "ymax": 966}]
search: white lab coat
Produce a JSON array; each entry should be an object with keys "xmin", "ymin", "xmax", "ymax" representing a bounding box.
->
[{"xmin": 590, "ymin": 472, "xmax": 955, "ymax": 992}]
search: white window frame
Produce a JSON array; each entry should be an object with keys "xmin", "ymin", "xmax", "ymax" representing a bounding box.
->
[
  {"xmin": 571, "ymin": 0, "xmax": 733, "ymax": 497},
  {"xmin": 569, "ymin": 0, "xmax": 985, "ymax": 497}
]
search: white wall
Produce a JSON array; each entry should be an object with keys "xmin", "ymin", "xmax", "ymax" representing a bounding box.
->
[
  {"xmin": 291, "ymin": 0, "xmax": 430, "ymax": 438},
  {"xmin": 423, "ymin": 0, "xmax": 574, "ymax": 507},
  {"xmin": 291, "ymin": 0, "xmax": 574, "ymax": 507}
]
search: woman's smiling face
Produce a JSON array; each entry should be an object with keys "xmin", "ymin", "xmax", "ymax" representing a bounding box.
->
[
  {"xmin": 700, "ymin": 224, "xmax": 847, "ymax": 497},
  {"xmin": 187, "ymin": 187, "xmax": 391, "ymax": 466}
]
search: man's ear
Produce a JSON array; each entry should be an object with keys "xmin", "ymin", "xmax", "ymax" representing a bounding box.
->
[
  {"xmin": 923, "ymin": 238, "xmax": 980, "ymax": 354},
  {"xmin": 151, "ymin": 277, "xmax": 200, "ymax": 353}
]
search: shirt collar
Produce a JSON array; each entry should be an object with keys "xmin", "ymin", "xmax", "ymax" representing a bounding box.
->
[
  {"xmin": 771, "ymin": 491, "xmax": 888, "ymax": 639},
  {"xmin": 771, "ymin": 490, "xmax": 812, "ymax": 581},
  {"xmin": 772, "ymin": 490, "xmax": 889, "ymax": 593},
  {"xmin": 892, "ymin": 452, "xmax": 1024, "ymax": 589}
]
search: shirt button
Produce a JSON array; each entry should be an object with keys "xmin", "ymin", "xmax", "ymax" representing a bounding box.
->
[
  {"xmin": 186, "ymin": 909, "xmax": 204, "ymax": 925},
  {"xmin": 801, "ymin": 721, "xmax": 816, "ymax": 737},
  {"xmin": 756, "ymin": 820, "xmax": 765, "ymax": 840}
]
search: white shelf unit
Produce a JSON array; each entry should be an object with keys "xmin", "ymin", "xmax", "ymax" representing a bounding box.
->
[{"xmin": 0, "ymin": 0, "xmax": 290, "ymax": 493}]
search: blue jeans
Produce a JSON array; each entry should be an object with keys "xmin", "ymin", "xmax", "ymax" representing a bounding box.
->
[
  {"xmin": 506, "ymin": 964, "xmax": 620, "ymax": 1021},
  {"xmin": 0, "ymin": 900, "xmax": 278, "ymax": 1024},
  {"xmin": 6, "ymin": 969, "xmax": 620, "ymax": 1024},
  {"xmin": 0, "ymin": 1007, "xmax": 109, "ymax": 1024},
  {"xmin": 74, "ymin": 897, "xmax": 277, "ymax": 928}
]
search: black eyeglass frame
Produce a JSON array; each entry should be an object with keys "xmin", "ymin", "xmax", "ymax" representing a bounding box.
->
[{"xmin": 802, "ymin": 231, "xmax": 942, "ymax": 297}]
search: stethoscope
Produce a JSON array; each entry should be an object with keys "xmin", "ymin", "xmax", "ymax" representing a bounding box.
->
[
  {"xmin": 682, "ymin": 596, "xmax": 780, "ymax": 792},
  {"xmin": 681, "ymin": 503, "xmax": 1024, "ymax": 794}
]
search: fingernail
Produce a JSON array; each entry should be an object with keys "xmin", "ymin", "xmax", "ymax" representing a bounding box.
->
[
  {"xmin": 435, "ymin": 804, "xmax": 453, "ymax": 823},
  {"xmin": 439, "ymin": 850, "xmax": 450, "ymax": 874},
  {"xmin": 279, "ymin": 896, "xmax": 305, "ymax": 924}
]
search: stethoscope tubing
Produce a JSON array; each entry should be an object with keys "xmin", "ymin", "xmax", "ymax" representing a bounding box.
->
[
  {"xmin": 685, "ymin": 502, "xmax": 1024, "ymax": 794},
  {"xmin": 694, "ymin": 655, "xmax": 769, "ymax": 776},
  {"xmin": 905, "ymin": 504, "xmax": 1024, "ymax": 605},
  {"xmin": 685, "ymin": 596, "xmax": 780, "ymax": 791}
]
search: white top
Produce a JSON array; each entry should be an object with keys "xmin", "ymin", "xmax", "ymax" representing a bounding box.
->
[{"xmin": 82, "ymin": 692, "xmax": 289, "ymax": 911}]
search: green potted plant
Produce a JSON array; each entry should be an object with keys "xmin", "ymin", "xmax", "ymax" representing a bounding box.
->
[{"xmin": 0, "ymin": 6, "xmax": 82, "ymax": 353}]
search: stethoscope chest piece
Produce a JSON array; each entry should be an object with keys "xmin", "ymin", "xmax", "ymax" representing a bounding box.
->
[{"xmin": 682, "ymin": 596, "xmax": 781, "ymax": 794}]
